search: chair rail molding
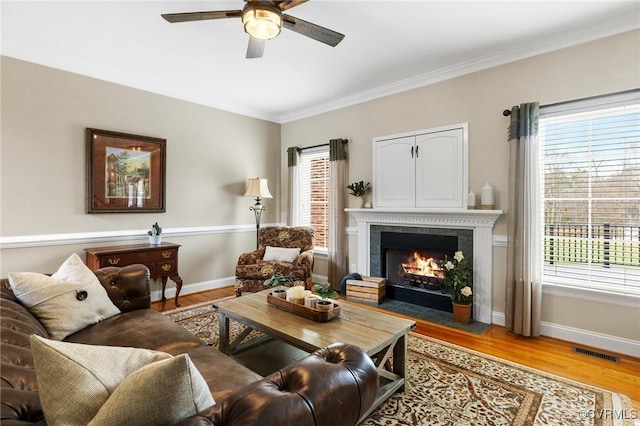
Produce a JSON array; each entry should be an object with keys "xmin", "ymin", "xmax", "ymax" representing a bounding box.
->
[{"xmin": 0, "ymin": 223, "xmax": 285, "ymax": 249}]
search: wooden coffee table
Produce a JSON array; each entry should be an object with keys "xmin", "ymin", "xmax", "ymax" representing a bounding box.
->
[{"xmin": 214, "ymin": 290, "xmax": 416, "ymax": 420}]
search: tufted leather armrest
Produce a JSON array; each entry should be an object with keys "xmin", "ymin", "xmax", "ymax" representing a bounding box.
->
[
  {"xmin": 177, "ymin": 343, "xmax": 379, "ymax": 426},
  {"xmin": 94, "ymin": 264, "xmax": 151, "ymax": 312}
]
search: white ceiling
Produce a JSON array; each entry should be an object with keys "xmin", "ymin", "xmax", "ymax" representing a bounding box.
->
[{"xmin": 2, "ymin": 1, "xmax": 639, "ymax": 123}]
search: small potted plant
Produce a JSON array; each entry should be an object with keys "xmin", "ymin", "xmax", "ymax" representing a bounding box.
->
[
  {"xmin": 312, "ymin": 282, "xmax": 338, "ymax": 311},
  {"xmin": 440, "ymin": 251, "xmax": 473, "ymax": 324},
  {"xmin": 346, "ymin": 181, "xmax": 371, "ymax": 208},
  {"xmin": 264, "ymin": 273, "xmax": 291, "ymax": 298},
  {"xmin": 147, "ymin": 222, "xmax": 162, "ymax": 245}
]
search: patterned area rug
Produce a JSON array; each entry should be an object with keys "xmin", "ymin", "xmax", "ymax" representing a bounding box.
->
[{"xmin": 164, "ymin": 302, "xmax": 633, "ymax": 426}]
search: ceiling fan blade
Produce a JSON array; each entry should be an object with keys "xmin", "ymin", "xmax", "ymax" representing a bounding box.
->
[
  {"xmin": 276, "ymin": 0, "xmax": 309, "ymax": 11},
  {"xmin": 282, "ymin": 15, "xmax": 344, "ymax": 47},
  {"xmin": 161, "ymin": 10, "xmax": 242, "ymax": 23},
  {"xmin": 246, "ymin": 36, "xmax": 266, "ymax": 59}
]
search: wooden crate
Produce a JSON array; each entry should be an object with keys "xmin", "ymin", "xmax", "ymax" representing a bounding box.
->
[{"xmin": 346, "ymin": 276, "xmax": 386, "ymax": 305}]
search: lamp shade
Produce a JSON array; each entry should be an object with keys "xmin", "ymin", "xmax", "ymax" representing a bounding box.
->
[{"xmin": 244, "ymin": 178, "xmax": 273, "ymax": 199}]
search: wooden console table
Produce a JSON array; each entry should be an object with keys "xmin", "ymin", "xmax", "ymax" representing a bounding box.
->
[{"xmin": 85, "ymin": 242, "xmax": 183, "ymax": 306}]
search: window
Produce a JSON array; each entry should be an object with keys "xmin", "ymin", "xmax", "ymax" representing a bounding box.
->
[
  {"xmin": 539, "ymin": 90, "xmax": 640, "ymax": 297},
  {"xmin": 297, "ymin": 146, "xmax": 330, "ymax": 251}
]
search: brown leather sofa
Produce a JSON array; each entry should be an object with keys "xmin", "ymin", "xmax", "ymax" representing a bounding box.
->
[{"xmin": 1, "ymin": 264, "xmax": 378, "ymax": 425}]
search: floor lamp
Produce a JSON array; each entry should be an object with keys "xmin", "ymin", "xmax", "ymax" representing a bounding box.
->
[{"xmin": 244, "ymin": 177, "xmax": 273, "ymax": 249}]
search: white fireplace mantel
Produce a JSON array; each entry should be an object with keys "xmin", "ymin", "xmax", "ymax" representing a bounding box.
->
[{"xmin": 346, "ymin": 208, "xmax": 504, "ymax": 324}]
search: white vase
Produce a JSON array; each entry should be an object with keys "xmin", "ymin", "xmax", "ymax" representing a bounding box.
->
[
  {"xmin": 149, "ymin": 235, "xmax": 162, "ymax": 245},
  {"xmin": 481, "ymin": 182, "xmax": 494, "ymax": 210}
]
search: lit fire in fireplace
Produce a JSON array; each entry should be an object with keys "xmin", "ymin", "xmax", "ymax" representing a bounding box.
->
[
  {"xmin": 401, "ymin": 251, "xmax": 447, "ymax": 291},
  {"xmin": 401, "ymin": 252, "xmax": 444, "ymax": 278}
]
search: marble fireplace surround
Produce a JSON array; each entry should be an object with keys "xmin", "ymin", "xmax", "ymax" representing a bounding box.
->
[{"xmin": 346, "ymin": 208, "xmax": 503, "ymax": 323}]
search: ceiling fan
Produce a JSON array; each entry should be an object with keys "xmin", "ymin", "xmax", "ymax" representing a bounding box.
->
[{"xmin": 161, "ymin": 0, "xmax": 345, "ymax": 59}]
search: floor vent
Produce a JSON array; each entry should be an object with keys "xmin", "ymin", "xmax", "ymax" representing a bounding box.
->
[{"xmin": 572, "ymin": 346, "xmax": 620, "ymax": 363}]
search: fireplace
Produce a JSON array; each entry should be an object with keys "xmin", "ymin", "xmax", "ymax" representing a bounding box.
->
[
  {"xmin": 346, "ymin": 208, "xmax": 503, "ymax": 323},
  {"xmin": 381, "ymin": 231, "xmax": 456, "ymax": 287},
  {"xmin": 373, "ymin": 226, "xmax": 473, "ymax": 312}
]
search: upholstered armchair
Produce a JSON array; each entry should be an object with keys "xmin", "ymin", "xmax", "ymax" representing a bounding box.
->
[{"xmin": 236, "ymin": 226, "xmax": 315, "ymax": 293}]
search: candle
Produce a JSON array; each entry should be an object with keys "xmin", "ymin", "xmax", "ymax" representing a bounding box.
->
[
  {"xmin": 287, "ymin": 286, "xmax": 306, "ymax": 303},
  {"xmin": 304, "ymin": 294, "xmax": 320, "ymax": 308},
  {"xmin": 467, "ymin": 191, "xmax": 476, "ymax": 209}
]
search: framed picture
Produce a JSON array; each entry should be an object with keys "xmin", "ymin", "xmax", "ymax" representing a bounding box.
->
[{"xmin": 86, "ymin": 128, "xmax": 166, "ymax": 213}]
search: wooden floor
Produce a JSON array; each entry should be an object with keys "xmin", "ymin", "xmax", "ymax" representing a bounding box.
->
[{"xmin": 153, "ymin": 287, "xmax": 640, "ymax": 411}]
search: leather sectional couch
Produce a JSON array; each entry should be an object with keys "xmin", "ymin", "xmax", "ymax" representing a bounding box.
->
[{"xmin": 1, "ymin": 263, "xmax": 378, "ymax": 425}]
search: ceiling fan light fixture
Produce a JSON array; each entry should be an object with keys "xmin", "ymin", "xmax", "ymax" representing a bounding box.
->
[{"xmin": 242, "ymin": 4, "xmax": 282, "ymax": 40}]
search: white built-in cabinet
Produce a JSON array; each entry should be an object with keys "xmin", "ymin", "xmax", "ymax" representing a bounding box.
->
[{"xmin": 373, "ymin": 123, "xmax": 468, "ymax": 209}]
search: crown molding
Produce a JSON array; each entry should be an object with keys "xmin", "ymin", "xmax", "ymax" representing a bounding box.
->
[{"xmin": 279, "ymin": 15, "xmax": 640, "ymax": 123}]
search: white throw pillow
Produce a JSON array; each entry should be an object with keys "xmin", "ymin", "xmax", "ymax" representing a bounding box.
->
[
  {"xmin": 31, "ymin": 336, "xmax": 215, "ymax": 426},
  {"xmin": 8, "ymin": 253, "xmax": 120, "ymax": 340},
  {"xmin": 263, "ymin": 246, "xmax": 301, "ymax": 263}
]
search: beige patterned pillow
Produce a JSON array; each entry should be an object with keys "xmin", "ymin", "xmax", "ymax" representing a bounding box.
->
[
  {"xmin": 263, "ymin": 246, "xmax": 301, "ymax": 262},
  {"xmin": 31, "ymin": 336, "xmax": 215, "ymax": 426},
  {"xmin": 8, "ymin": 253, "xmax": 120, "ymax": 339}
]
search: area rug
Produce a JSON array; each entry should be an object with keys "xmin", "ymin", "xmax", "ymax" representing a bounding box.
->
[{"xmin": 164, "ymin": 302, "xmax": 634, "ymax": 426}]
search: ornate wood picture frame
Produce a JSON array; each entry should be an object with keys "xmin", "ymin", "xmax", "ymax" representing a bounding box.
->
[{"xmin": 86, "ymin": 128, "xmax": 166, "ymax": 213}]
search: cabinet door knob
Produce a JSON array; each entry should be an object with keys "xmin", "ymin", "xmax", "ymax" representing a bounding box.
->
[
  {"xmin": 162, "ymin": 251, "xmax": 172, "ymax": 259},
  {"xmin": 161, "ymin": 264, "xmax": 172, "ymax": 272},
  {"xmin": 416, "ymin": 145, "xmax": 419, "ymax": 158},
  {"xmin": 108, "ymin": 257, "xmax": 120, "ymax": 265},
  {"xmin": 411, "ymin": 146, "xmax": 414, "ymax": 158}
]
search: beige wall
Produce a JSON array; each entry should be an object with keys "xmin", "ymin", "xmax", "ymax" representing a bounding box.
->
[
  {"xmin": 281, "ymin": 30, "xmax": 640, "ymax": 343},
  {"xmin": 1, "ymin": 56, "xmax": 281, "ymax": 287}
]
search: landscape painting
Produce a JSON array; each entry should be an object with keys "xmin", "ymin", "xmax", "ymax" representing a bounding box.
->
[{"xmin": 86, "ymin": 128, "xmax": 166, "ymax": 213}]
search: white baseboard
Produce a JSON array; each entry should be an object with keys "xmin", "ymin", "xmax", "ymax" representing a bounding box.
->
[
  {"xmin": 492, "ymin": 310, "xmax": 639, "ymax": 358},
  {"xmin": 539, "ymin": 320, "xmax": 640, "ymax": 358},
  {"xmin": 312, "ymin": 273, "xmax": 328, "ymax": 284},
  {"xmin": 492, "ymin": 311, "xmax": 506, "ymax": 326},
  {"xmin": 150, "ymin": 276, "xmax": 236, "ymax": 302}
]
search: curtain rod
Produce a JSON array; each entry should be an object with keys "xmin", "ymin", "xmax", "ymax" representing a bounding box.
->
[
  {"xmin": 503, "ymin": 101, "xmax": 553, "ymax": 116},
  {"xmin": 502, "ymin": 89, "xmax": 640, "ymax": 116},
  {"xmin": 300, "ymin": 139, "xmax": 348, "ymax": 152}
]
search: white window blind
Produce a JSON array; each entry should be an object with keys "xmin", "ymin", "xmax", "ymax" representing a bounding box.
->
[
  {"xmin": 539, "ymin": 90, "xmax": 640, "ymax": 296},
  {"xmin": 298, "ymin": 146, "xmax": 329, "ymax": 250}
]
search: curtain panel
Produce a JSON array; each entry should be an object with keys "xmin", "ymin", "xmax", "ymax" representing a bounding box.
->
[
  {"xmin": 287, "ymin": 147, "xmax": 300, "ymax": 226},
  {"xmin": 328, "ymin": 139, "xmax": 348, "ymax": 290},
  {"xmin": 506, "ymin": 102, "xmax": 542, "ymax": 337}
]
